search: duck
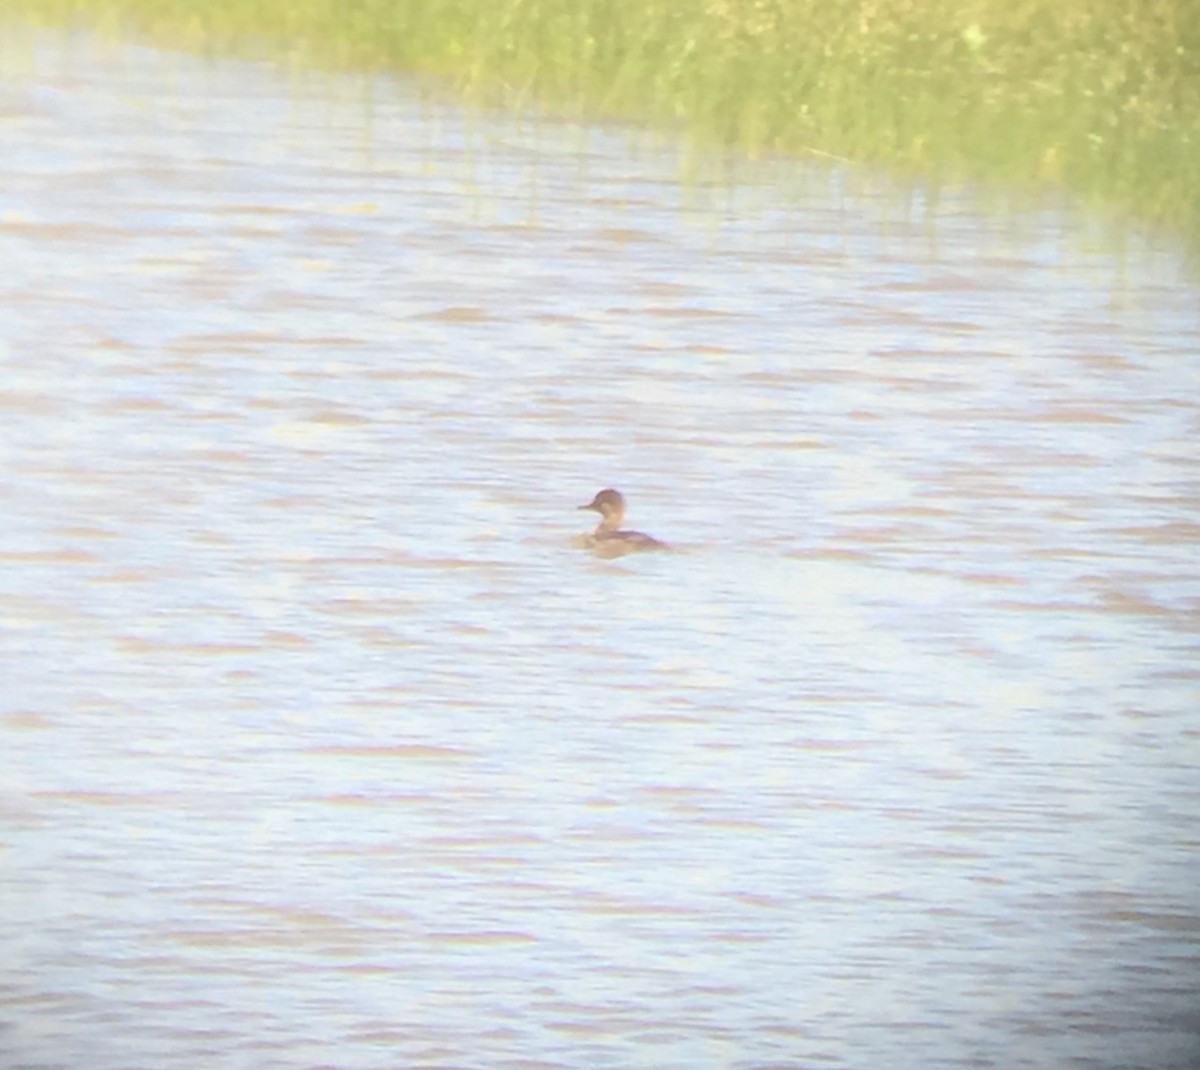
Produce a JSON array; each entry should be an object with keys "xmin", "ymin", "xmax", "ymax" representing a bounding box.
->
[{"xmin": 576, "ymin": 488, "xmax": 668, "ymax": 558}]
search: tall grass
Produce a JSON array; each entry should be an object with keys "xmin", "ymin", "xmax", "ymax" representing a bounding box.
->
[{"xmin": 5, "ymin": 0, "xmax": 1198, "ymax": 249}]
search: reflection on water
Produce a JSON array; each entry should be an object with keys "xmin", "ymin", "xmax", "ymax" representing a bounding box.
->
[{"xmin": 2, "ymin": 30, "xmax": 1199, "ymax": 1070}]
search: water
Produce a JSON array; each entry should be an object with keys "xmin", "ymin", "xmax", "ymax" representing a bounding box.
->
[{"xmin": 1, "ymin": 30, "xmax": 1198, "ymax": 1070}]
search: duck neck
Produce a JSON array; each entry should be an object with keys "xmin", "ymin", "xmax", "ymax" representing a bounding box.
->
[{"xmin": 595, "ymin": 510, "xmax": 623, "ymax": 534}]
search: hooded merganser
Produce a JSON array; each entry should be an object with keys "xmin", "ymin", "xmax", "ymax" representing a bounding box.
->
[{"xmin": 576, "ymin": 488, "xmax": 668, "ymax": 558}]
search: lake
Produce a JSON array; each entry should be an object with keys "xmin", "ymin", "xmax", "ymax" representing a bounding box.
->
[{"xmin": 1, "ymin": 29, "xmax": 1198, "ymax": 1070}]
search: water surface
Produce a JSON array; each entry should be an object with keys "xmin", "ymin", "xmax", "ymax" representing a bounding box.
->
[{"xmin": 1, "ymin": 31, "xmax": 1199, "ymax": 1070}]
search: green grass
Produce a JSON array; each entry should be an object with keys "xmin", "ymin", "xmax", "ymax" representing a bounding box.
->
[{"xmin": 5, "ymin": 0, "xmax": 1198, "ymax": 252}]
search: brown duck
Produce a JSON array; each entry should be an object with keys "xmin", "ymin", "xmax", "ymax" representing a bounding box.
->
[{"xmin": 576, "ymin": 488, "xmax": 668, "ymax": 558}]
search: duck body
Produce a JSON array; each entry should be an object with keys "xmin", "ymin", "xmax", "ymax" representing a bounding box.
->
[{"xmin": 577, "ymin": 488, "xmax": 668, "ymax": 558}]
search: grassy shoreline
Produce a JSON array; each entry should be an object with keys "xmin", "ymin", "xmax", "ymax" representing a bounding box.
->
[{"xmin": 4, "ymin": 0, "xmax": 1198, "ymax": 252}]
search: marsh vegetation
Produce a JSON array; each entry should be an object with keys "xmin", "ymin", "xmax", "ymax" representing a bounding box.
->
[{"xmin": 5, "ymin": 0, "xmax": 1197, "ymax": 250}]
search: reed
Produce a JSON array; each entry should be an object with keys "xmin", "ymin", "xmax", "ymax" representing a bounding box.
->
[{"xmin": 5, "ymin": 0, "xmax": 1197, "ymax": 250}]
